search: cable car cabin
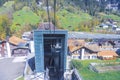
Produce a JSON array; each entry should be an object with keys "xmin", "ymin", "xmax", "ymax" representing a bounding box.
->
[{"xmin": 34, "ymin": 30, "xmax": 68, "ymax": 80}]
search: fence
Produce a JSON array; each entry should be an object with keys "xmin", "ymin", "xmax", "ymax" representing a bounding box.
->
[{"xmin": 72, "ymin": 68, "xmax": 83, "ymax": 80}]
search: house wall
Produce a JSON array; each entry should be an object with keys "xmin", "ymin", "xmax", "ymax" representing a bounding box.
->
[
  {"xmin": 72, "ymin": 54, "xmax": 80, "ymax": 59},
  {"xmin": 81, "ymin": 48, "xmax": 97, "ymax": 60},
  {"xmin": 12, "ymin": 48, "xmax": 29, "ymax": 56},
  {"xmin": 6, "ymin": 42, "xmax": 11, "ymax": 57},
  {"xmin": 29, "ymin": 41, "xmax": 35, "ymax": 53},
  {"xmin": 99, "ymin": 56, "xmax": 116, "ymax": 60},
  {"xmin": 81, "ymin": 48, "xmax": 85, "ymax": 60},
  {"xmin": 10, "ymin": 44, "xmax": 17, "ymax": 55},
  {"xmin": 71, "ymin": 48, "xmax": 97, "ymax": 60},
  {"xmin": 83, "ymin": 54, "xmax": 97, "ymax": 60},
  {"xmin": 0, "ymin": 43, "xmax": 7, "ymax": 57}
]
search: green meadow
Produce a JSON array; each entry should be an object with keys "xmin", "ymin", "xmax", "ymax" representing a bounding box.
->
[{"xmin": 72, "ymin": 59, "xmax": 120, "ymax": 80}]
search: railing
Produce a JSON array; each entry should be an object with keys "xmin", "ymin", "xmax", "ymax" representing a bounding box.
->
[
  {"xmin": 64, "ymin": 68, "xmax": 83, "ymax": 80},
  {"xmin": 72, "ymin": 68, "xmax": 83, "ymax": 80},
  {"xmin": 70, "ymin": 60, "xmax": 83, "ymax": 80}
]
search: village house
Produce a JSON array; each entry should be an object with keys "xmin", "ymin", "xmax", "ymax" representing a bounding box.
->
[
  {"xmin": 68, "ymin": 38, "xmax": 120, "ymax": 60},
  {"xmin": 90, "ymin": 39, "xmax": 118, "ymax": 51},
  {"xmin": 22, "ymin": 32, "xmax": 32, "ymax": 41},
  {"xmin": 68, "ymin": 39, "xmax": 98, "ymax": 60},
  {"xmin": 99, "ymin": 23, "xmax": 109, "ymax": 29},
  {"xmin": 99, "ymin": 40, "xmax": 116, "ymax": 50},
  {"xmin": 68, "ymin": 39, "xmax": 85, "ymax": 53},
  {"xmin": 106, "ymin": 3, "xmax": 118, "ymax": 11},
  {"xmin": 9, "ymin": 36, "xmax": 29, "ymax": 56},
  {"xmin": 98, "ymin": 50, "xmax": 118, "ymax": 60},
  {"xmin": 71, "ymin": 46, "xmax": 98, "ymax": 60}
]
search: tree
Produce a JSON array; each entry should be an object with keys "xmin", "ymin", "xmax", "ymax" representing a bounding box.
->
[
  {"xmin": 0, "ymin": 15, "xmax": 11, "ymax": 40},
  {"xmin": 13, "ymin": 23, "xmax": 37, "ymax": 37},
  {"xmin": 65, "ymin": 0, "xmax": 109, "ymax": 16}
]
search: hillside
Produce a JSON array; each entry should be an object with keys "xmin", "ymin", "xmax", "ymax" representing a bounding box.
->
[
  {"xmin": 57, "ymin": 9, "xmax": 92, "ymax": 30},
  {"xmin": 0, "ymin": 0, "xmax": 120, "ymax": 39}
]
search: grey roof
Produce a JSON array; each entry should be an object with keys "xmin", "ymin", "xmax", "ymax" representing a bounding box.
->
[{"xmin": 68, "ymin": 32, "xmax": 120, "ymax": 39}]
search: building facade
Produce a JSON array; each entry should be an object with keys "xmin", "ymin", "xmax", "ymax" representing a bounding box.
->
[{"xmin": 34, "ymin": 30, "xmax": 68, "ymax": 80}]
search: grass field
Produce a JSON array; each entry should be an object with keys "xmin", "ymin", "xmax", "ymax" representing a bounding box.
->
[
  {"xmin": 57, "ymin": 9, "xmax": 92, "ymax": 30},
  {"xmin": 11, "ymin": 8, "xmax": 40, "ymax": 31},
  {"xmin": 72, "ymin": 59, "xmax": 120, "ymax": 80},
  {"xmin": 13, "ymin": 9, "xmax": 40, "ymax": 26}
]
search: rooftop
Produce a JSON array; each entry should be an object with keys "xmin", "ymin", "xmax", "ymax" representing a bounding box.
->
[
  {"xmin": 98, "ymin": 50, "xmax": 118, "ymax": 57},
  {"xmin": 9, "ymin": 36, "xmax": 26, "ymax": 46}
]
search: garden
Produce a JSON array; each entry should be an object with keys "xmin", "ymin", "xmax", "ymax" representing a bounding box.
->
[
  {"xmin": 71, "ymin": 59, "xmax": 120, "ymax": 80},
  {"xmin": 89, "ymin": 62, "xmax": 120, "ymax": 73}
]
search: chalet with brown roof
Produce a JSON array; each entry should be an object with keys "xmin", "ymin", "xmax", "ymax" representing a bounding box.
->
[
  {"xmin": 98, "ymin": 50, "xmax": 118, "ymax": 60},
  {"xmin": 68, "ymin": 39, "xmax": 85, "ymax": 46},
  {"xmin": 68, "ymin": 39, "xmax": 85, "ymax": 54},
  {"xmin": 86, "ymin": 44, "xmax": 100, "ymax": 52},
  {"xmin": 71, "ymin": 46, "xmax": 98, "ymax": 60},
  {"xmin": 68, "ymin": 39, "xmax": 98, "ymax": 60},
  {"xmin": 9, "ymin": 36, "xmax": 26, "ymax": 46},
  {"xmin": 9, "ymin": 36, "xmax": 29, "ymax": 56}
]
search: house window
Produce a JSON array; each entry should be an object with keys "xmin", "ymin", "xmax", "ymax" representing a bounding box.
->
[
  {"xmin": 73, "ymin": 56, "xmax": 79, "ymax": 59},
  {"xmin": 118, "ymin": 41, "xmax": 120, "ymax": 43},
  {"xmin": 84, "ymin": 56, "xmax": 89, "ymax": 59},
  {"xmin": 88, "ymin": 56, "xmax": 90, "ymax": 59},
  {"xmin": 92, "ymin": 56, "xmax": 97, "ymax": 59}
]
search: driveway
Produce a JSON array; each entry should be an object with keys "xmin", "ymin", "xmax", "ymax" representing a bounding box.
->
[{"xmin": 0, "ymin": 57, "xmax": 25, "ymax": 80}]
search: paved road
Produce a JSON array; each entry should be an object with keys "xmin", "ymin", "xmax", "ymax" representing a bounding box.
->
[{"xmin": 0, "ymin": 58, "xmax": 25, "ymax": 80}]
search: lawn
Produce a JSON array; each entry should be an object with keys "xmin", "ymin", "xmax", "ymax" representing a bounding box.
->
[
  {"xmin": 13, "ymin": 9, "xmax": 40, "ymax": 26},
  {"xmin": 72, "ymin": 59, "xmax": 120, "ymax": 80},
  {"xmin": 57, "ymin": 9, "xmax": 92, "ymax": 31},
  {"xmin": 10, "ymin": 7, "xmax": 41, "ymax": 31}
]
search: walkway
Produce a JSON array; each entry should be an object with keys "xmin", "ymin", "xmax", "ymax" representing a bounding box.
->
[{"xmin": 0, "ymin": 57, "xmax": 26, "ymax": 80}]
